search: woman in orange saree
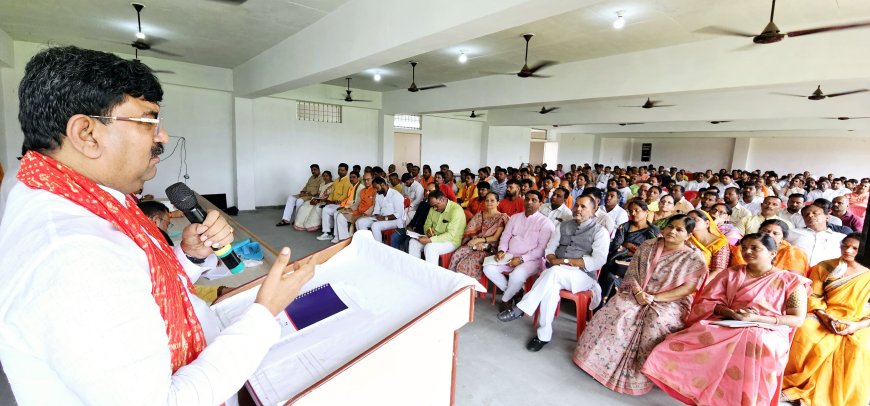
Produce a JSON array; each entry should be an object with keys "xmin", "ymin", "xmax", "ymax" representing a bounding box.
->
[
  {"xmin": 642, "ymin": 233, "xmax": 809, "ymax": 406},
  {"xmin": 781, "ymin": 233, "xmax": 870, "ymax": 406}
]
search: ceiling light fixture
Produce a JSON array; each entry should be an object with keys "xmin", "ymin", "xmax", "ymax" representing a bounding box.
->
[
  {"xmin": 458, "ymin": 50, "xmax": 468, "ymax": 64},
  {"xmin": 136, "ymin": 31, "xmax": 146, "ymax": 40},
  {"xmin": 373, "ymin": 71, "xmax": 381, "ymax": 82},
  {"xmin": 613, "ymin": 11, "xmax": 626, "ymax": 30}
]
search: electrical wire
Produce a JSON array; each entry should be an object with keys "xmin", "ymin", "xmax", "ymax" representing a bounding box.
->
[{"xmin": 162, "ymin": 136, "xmax": 189, "ymax": 182}]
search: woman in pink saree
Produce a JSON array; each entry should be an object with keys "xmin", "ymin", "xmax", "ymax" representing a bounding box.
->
[
  {"xmin": 642, "ymin": 233, "xmax": 810, "ymax": 405},
  {"xmin": 574, "ymin": 214, "xmax": 708, "ymax": 395}
]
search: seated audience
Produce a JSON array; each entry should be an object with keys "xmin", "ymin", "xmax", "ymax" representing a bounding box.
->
[
  {"xmin": 575, "ymin": 215, "xmax": 706, "ymax": 395},
  {"xmin": 709, "ymin": 203, "xmax": 743, "ymax": 246},
  {"xmin": 782, "ymin": 233, "xmax": 869, "ymax": 406},
  {"xmin": 723, "ymin": 187, "xmax": 752, "ymax": 226},
  {"xmin": 583, "ymin": 187, "xmax": 616, "ymax": 236},
  {"xmin": 448, "ymin": 193, "xmax": 508, "ymax": 278},
  {"xmin": 778, "ymin": 193, "xmax": 807, "ymax": 228},
  {"xmin": 787, "ymin": 204, "xmax": 847, "ymax": 266},
  {"xmin": 642, "ymin": 233, "xmax": 810, "ymax": 406},
  {"xmin": 686, "ymin": 173, "xmax": 709, "ymax": 191},
  {"xmin": 498, "ymin": 179, "xmax": 525, "ymax": 216},
  {"xmin": 401, "ymin": 173, "xmax": 425, "ymax": 218},
  {"xmin": 433, "ymin": 171, "xmax": 457, "ymax": 202},
  {"xmin": 696, "ymin": 189, "xmax": 719, "ymax": 212},
  {"xmin": 846, "ymin": 182, "xmax": 868, "ymax": 219},
  {"xmin": 498, "ymin": 195, "xmax": 609, "ymax": 352},
  {"xmin": 392, "ymin": 182, "xmax": 437, "ymax": 251},
  {"xmin": 418, "ymin": 165, "xmax": 435, "ymax": 191},
  {"xmin": 645, "ymin": 186, "xmax": 662, "ymax": 212},
  {"xmin": 648, "ymin": 194, "xmax": 676, "ymax": 229},
  {"xmin": 732, "ymin": 219, "xmax": 809, "ymax": 275},
  {"xmin": 738, "ymin": 184, "xmax": 762, "ymax": 215},
  {"xmin": 317, "ymin": 170, "xmax": 360, "ymax": 241},
  {"xmin": 330, "ymin": 172, "xmax": 374, "ymax": 243},
  {"xmin": 276, "ymin": 163, "xmax": 323, "ymax": 226},
  {"xmin": 293, "ymin": 170, "xmax": 334, "ymax": 231},
  {"xmin": 407, "ymin": 190, "xmax": 466, "ymax": 263},
  {"xmin": 538, "ymin": 187, "xmax": 572, "ymax": 225},
  {"xmin": 356, "ymin": 176, "xmax": 405, "ymax": 243},
  {"xmin": 812, "ymin": 198, "xmax": 845, "ymax": 228},
  {"xmin": 388, "ymin": 172, "xmax": 403, "ymax": 193},
  {"xmin": 484, "ymin": 191, "xmax": 555, "ymax": 311},
  {"xmin": 686, "ymin": 210, "xmax": 731, "ymax": 281},
  {"xmin": 464, "ymin": 181, "xmax": 490, "ymax": 219},
  {"xmin": 456, "ymin": 172, "xmax": 478, "ymax": 207},
  {"xmin": 738, "ymin": 195, "xmax": 792, "ymax": 234},
  {"xmin": 599, "ymin": 200, "xmax": 661, "ymax": 303},
  {"xmin": 490, "ymin": 168, "xmax": 508, "ymax": 199},
  {"xmin": 669, "ymin": 185, "xmax": 694, "ymax": 214},
  {"xmin": 603, "ymin": 188, "xmax": 629, "ymax": 228},
  {"xmin": 831, "ymin": 195, "xmax": 863, "ymax": 232},
  {"xmin": 806, "ymin": 179, "xmax": 835, "ymax": 202}
]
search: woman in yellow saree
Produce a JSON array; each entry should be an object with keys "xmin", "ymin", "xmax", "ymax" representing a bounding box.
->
[{"xmin": 781, "ymin": 233, "xmax": 870, "ymax": 406}]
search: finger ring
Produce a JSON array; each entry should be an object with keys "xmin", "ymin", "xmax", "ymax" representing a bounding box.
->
[{"xmin": 229, "ymin": 227, "xmax": 234, "ymax": 232}]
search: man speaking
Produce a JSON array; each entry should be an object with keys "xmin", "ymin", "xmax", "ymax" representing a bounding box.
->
[{"xmin": 0, "ymin": 46, "xmax": 314, "ymax": 405}]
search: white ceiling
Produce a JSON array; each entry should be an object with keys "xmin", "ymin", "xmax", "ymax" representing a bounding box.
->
[
  {"xmin": 324, "ymin": 0, "xmax": 870, "ymax": 92},
  {"xmin": 0, "ymin": 0, "xmax": 350, "ymax": 68}
]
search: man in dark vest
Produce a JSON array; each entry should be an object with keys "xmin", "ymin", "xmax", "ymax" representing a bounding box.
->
[{"xmin": 498, "ymin": 194, "xmax": 609, "ymax": 352}]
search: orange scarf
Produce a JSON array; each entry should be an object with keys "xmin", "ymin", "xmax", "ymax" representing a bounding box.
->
[{"xmin": 18, "ymin": 151, "xmax": 205, "ymax": 373}]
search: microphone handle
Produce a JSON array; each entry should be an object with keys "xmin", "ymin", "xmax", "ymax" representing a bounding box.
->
[{"xmin": 181, "ymin": 205, "xmax": 245, "ymax": 274}]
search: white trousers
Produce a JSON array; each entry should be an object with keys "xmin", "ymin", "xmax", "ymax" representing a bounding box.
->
[
  {"xmin": 515, "ymin": 265, "xmax": 600, "ymax": 342},
  {"xmin": 321, "ymin": 204, "xmax": 340, "ymax": 233},
  {"xmin": 281, "ymin": 195, "xmax": 305, "ymax": 221},
  {"xmin": 356, "ymin": 217, "xmax": 404, "ymax": 243},
  {"xmin": 333, "ymin": 212, "xmax": 355, "ymax": 241},
  {"xmin": 407, "ymin": 240, "xmax": 456, "ymax": 264},
  {"xmin": 483, "ymin": 260, "xmax": 543, "ymax": 302}
]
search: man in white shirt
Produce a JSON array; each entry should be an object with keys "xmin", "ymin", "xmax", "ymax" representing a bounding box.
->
[
  {"xmin": 786, "ymin": 205, "xmax": 846, "ymax": 266},
  {"xmin": 738, "ymin": 196, "xmax": 792, "ymax": 234},
  {"xmin": 685, "ymin": 172, "xmax": 709, "ymax": 192},
  {"xmin": 714, "ymin": 174, "xmax": 739, "ymax": 198},
  {"xmin": 724, "ymin": 187, "xmax": 752, "ymax": 226},
  {"xmin": 401, "ymin": 173, "xmax": 424, "ymax": 219},
  {"xmin": 806, "ymin": 179, "xmax": 835, "ymax": 202},
  {"xmin": 830, "ymin": 178, "xmax": 849, "ymax": 197},
  {"xmin": 603, "ymin": 188, "xmax": 629, "ymax": 228},
  {"xmin": 778, "ymin": 193, "xmax": 807, "ymax": 228},
  {"xmin": 497, "ymin": 194, "xmax": 609, "ymax": 352},
  {"xmin": 538, "ymin": 187, "xmax": 572, "ymax": 225},
  {"xmin": 356, "ymin": 177, "xmax": 406, "ymax": 243},
  {"xmin": 0, "ymin": 46, "xmax": 314, "ymax": 406},
  {"xmin": 738, "ymin": 184, "xmax": 763, "ymax": 215},
  {"xmin": 583, "ymin": 187, "xmax": 616, "ymax": 238}
]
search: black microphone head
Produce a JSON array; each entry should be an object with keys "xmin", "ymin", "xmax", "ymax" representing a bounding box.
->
[{"xmin": 166, "ymin": 182, "xmax": 197, "ymax": 211}]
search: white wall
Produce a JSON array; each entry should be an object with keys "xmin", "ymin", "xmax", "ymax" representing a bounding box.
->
[
  {"xmin": 747, "ymin": 137, "xmax": 870, "ymax": 178},
  {"xmin": 252, "ymin": 97, "xmax": 379, "ymax": 207},
  {"xmin": 556, "ymin": 132, "xmax": 595, "ymax": 167},
  {"xmin": 626, "ymin": 137, "xmax": 735, "ymax": 171},
  {"xmin": 485, "ymin": 126, "xmax": 530, "ymax": 167},
  {"xmin": 420, "ymin": 116, "xmax": 483, "ymax": 170},
  {"xmin": 598, "ymin": 137, "xmax": 631, "ymax": 167}
]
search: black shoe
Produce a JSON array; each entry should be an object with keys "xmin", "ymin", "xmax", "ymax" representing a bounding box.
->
[
  {"xmin": 497, "ymin": 306, "xmax": 524, "ymax": 322},
  {"xmin": 526, "ymin": 337, "xmax": 549, "ymax": 352},
  {"xmin": 497, "ymin": 300, "xmax": 511, "ymax": 313}
]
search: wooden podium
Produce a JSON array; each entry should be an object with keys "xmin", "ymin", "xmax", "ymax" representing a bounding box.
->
[{"xmin": 206, "ymin": 205, "xmax": 481, "ymax": 406}]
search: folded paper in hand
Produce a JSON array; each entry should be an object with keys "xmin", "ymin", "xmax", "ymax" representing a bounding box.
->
[
  {"xmin": 482, "ymin": 253, "xmax": 514, "ymax": 266},
  {"xmin": 406, "ymin": 230, "xmax": 423, "ymax": 240},
  {"xmin": 712, "ymin": 319, "xmax": 790, "ymax": 331}
]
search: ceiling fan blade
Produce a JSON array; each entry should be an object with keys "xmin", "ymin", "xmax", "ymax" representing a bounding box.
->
[
  {"xmin": 527, "ymin": 61, "xmax": 557, "ymax": 74},
  {"xmin": 418, "ymin": 84, "xmax": 446, "ymax": 91},
  {"xmin": 652, "ymin": 104, "xmax": 675, "ymax": 107},
  {"xmin": 479, "ymin": 71, "xmax": 517, "ymax": 76},
  {"xmin": 619, "ymin": 105, "xmax": 644, "ymax": 108},
  {"xmin": 618, "ymin": 123, "xmax": 644, "ymax": 126},
  {"xmin": 147, "ymin": 48, "xmax": 182, "ymax": 57},
  {"xmin": 771, "ymin": 92, "xmax": 807, "ymax": 98},
  {"xmin": 787, "ymin": 21, "xmax": 870, "ymax": 38},
  {"xmin": 695, "ymin": 26, "xmax": 756, "ymax": 38},
  {"xmin": 527, "ymin": 73, "xmax": 552, "ymax": 78},
  {"xmin": 822, "ymin": 116, "xmax": 870, "ymax": 120},
  {"xmin": 825, "ymin": 89, "xmax": 869, "ymax": 98}
]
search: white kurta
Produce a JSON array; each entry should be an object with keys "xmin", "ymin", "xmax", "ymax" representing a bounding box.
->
[{"xmin": 0, "ymin": 183, "xmax": 279, "ymax": 405}]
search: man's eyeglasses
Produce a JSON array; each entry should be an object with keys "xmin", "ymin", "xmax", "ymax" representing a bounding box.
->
[{"xmin": 88, "ymin": 115, "xmax": 162, "ymax": 137}]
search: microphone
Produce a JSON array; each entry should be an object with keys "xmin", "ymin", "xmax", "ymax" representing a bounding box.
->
[{"xmin": 166, "ymin": 182, "xmax": 245, "ymax": 274}]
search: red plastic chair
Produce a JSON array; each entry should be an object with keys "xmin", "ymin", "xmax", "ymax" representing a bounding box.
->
[
  {"xmin": 381, "ymin": 228, "xmax": 395, "ymax": 245},
  {"xmin": 683, "ymin": 190, "xmax": 698, "ymax": 201},
  {"xmin": 531, "ymin": 268, "xmax": 600, "ymax": 341}
]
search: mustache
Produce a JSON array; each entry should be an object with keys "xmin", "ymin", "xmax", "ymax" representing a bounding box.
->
[{"xmin": 151, "ymin": 144, "xmax": 164, "ymax": 157}]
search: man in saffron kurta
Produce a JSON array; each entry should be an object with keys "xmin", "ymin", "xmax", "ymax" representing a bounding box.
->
[
  {"xmin": 332, "ymin": 173, "xmax": 375, "ymax": 242},
  {"xmin": 318, "ymin": 170, "xmax": 358, "ymax": 240},
  {"xmin": 483, "ymin": 191, "xmax": 554, "ymax": 309}
]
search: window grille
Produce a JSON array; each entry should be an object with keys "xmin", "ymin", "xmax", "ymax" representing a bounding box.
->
[{"xmin": 297, "ymin": 101, "xmax": 342, "ymax": 123}]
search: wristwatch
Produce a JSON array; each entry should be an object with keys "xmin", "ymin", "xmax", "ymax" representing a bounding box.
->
[{"xmin": 562, "ymin": 258, "xmax": 570, "ymax": 265}]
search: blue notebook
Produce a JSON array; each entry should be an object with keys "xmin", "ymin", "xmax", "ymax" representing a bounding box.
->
[{"xmin": 283, "ymin": 283, "xmax": 348, "ymax": 330}]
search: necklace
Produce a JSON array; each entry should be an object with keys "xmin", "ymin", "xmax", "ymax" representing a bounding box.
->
[{"xmin": 746, "ymin": 264, "xmax": 775, "ymax": 278}]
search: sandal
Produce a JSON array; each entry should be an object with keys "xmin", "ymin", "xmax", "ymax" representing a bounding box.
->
[{"xmin": 275, "ymin": 220, "xmax": 291, "ymax": 227}]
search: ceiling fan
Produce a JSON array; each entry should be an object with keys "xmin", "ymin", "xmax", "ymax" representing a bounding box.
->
[
  {"xmin": 621, "ymin": 98, "xmax": 675, "ymax": 109},
  {"xmin": 823, "ymin": 116, "xmax": 870, "ymax": 120},
  {"xmin": 699, "ymin": 0, "xmax": 870, "ymax": 45},
  {"xmin": 618, "ymin": 122, "xmax": 644, "ymax": 126},
  {"xmin": 125, "ymin": 3, "xmax": 180, "ymax": 57},
  {"xmin": 532, "ymin": 106, "xmax": 559, "ymax": 114},
  {"xmin": 455, "ymin": 110, "xmax": 484, "ymax": 118},
  {"xmin": 773, "ymin": 85, "xmax": 868, "ymax": 100},
  {"xmin": 406, "ymin": 61, "xmax": 446, "ymax": 92},
  {"xmin": 486, "ymin": 33, "xmax": 556, "ymax": 78},
  {"xmin": 709, "ymin": 120, "xmax": 732, "ymax": 124},
  {"xmin": 334, "ymin": 78, "xmax": 371, "ymax": 102}
]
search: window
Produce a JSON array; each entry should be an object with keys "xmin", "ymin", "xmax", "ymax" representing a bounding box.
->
[
  {"xmin": 394, "ymin": 114, "xmax": 422, "ymax": 130},
  {"xmin": 297, "ymin": 101, "xmax": 342, "ymax": 123}
]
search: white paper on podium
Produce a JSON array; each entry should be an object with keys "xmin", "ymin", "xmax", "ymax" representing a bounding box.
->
[{"xmin": 212, "ymin": 231, "xmax": 485, "ymax": 405}]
